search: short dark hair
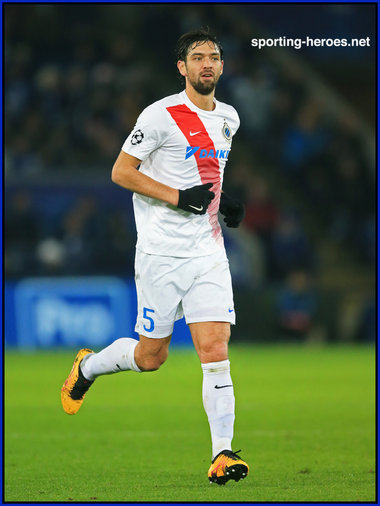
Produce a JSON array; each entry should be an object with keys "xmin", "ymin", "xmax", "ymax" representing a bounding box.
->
[{"xmin": 175, "ymin": 27, "xmax": 224, "ymax": 63}]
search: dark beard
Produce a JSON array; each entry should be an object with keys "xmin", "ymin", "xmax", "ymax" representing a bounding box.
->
[{"xmin": 189, "ymin": 77, "xmax": 218, "ymax": 95}]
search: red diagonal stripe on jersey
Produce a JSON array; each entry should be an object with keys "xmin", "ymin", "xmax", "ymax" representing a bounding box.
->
[{"xmin": 166, "ymin": 104, "xmax": 221, "ymax": 242}]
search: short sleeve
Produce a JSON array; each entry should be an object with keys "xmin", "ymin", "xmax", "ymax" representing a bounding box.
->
[
  {"xmin": 234, "ymin": 110, "xmax": 240, "ymax": 133},
  {"xmin": 122, "ymin": 104, "xmax": 168, "ymax": 161},
  {"xmin": 230, "ymin": 107, "xmax": 240, "ymax": 136}
]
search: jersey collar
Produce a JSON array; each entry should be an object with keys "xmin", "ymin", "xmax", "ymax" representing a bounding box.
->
[{"xmin": 180, "ymin": 90, "xmax": 219, "ymax": 114}]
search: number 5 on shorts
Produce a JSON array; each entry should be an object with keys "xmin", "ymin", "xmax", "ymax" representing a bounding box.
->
[{"xmin": 143, "ymin": 307, "xmax": 155, "ymax": 332}]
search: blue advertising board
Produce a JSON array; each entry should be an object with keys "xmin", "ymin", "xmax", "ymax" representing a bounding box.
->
[{"xmin": 5, "ymin": 277, "xmax": 192, "ymax": 349}]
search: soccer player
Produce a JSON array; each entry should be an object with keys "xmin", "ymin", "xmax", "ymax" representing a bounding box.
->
[{"xmin": 61, "ymin": 28, "xmax": 249, "ymax": 485}]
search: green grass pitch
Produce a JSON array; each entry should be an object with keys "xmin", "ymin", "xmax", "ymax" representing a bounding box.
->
[{"xmin": 4, "ymin": 344, "xmax": 376, "ymax": 502}]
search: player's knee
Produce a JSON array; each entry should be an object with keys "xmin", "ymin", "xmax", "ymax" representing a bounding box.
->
[
  {"xmin": 198, "ymin": 335, "xmax": 229, "ymax": 363},
  {"xmin": 199, "ymin": 344, "xmax": 228, "ymax": 363},
  {"xmin": 137, "ymin": 349, "xmax": 168, "ymax": 372},
  {"xmin": 138, "ymin": 356, "xmax": 165, "ymax": 372}
]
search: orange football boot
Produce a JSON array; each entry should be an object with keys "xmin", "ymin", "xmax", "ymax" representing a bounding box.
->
[
  {"xmin": 208, "ymin": 449, "xmax": 249, "ymax": 485},
  {"xmin": 61, "ymin": 348, "xmax": 94, "ymax": 415}
]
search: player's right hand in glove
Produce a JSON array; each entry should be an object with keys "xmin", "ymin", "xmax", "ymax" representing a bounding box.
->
[{"xmin": 177, "ymin": 182, "xmax": 215, "ymax": 215}]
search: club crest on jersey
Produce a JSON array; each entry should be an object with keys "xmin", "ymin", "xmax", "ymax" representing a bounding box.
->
[
  {"xmin": 185, "ymin": 146, "xmax": 230, "ymax": 161},
  {"xmin": 222, "ymin": 120, "xmax": 232, "ymax": 142}
]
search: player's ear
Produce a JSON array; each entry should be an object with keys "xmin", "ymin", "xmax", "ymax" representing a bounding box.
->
[
  {"xmin": 177, "ymin": 60, "xmax": 187, "ymax": 77},
  {"xmin": 220, "ymin": 60, "xmax": 224, "ymax": 75}
]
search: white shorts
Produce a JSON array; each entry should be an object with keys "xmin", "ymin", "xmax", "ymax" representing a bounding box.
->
[{"xmin": 134, "ymin": 247, "xmax": 235, "ymax": 338}]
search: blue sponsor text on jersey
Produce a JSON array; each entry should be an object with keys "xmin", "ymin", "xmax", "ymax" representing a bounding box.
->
[{"xmin": 185, "ymin": 146, "xmax": 230, "ymax": 161}]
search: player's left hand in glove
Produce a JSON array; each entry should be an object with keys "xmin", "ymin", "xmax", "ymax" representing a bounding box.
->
[{"xmin": 219, "ymin": 191, "xmax": 245, "ymax": 228}]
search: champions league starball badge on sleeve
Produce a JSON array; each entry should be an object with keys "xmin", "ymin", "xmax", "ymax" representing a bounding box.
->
[
  {"xmin": 222, "ymin": 120, "xmax": 232, "ymax": 142},
  {"xmin": 131, "ymin": 129, "xmax": 144, "ymax": 145}
]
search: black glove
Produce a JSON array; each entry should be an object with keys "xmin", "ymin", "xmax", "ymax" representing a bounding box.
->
[
  {"xmin": 219, "ymin": 192, "xmax": 245, "ymax": 228},
  {"xmin": 177, "ymin": 182, "xmax": 215, "ymax": 215}
]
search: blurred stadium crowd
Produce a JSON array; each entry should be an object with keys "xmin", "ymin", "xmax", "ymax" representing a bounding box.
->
[{"xmin": 5, "ymin": 4, "xmax": 375, "ymax": 341}]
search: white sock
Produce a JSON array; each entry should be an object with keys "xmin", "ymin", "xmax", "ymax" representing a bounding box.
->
[
  {"xmin": 201, "ymin": 359, "xmax": 235, "ymax": 459},
  {"xmin": 81, "ymin": 338, "xmax": 141, "ymax": 381}
]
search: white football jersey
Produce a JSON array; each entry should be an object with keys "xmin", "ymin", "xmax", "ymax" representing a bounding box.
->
[{"xmin": 122, "ymin": 90, "xmax": 240, "ymax": 257}]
